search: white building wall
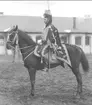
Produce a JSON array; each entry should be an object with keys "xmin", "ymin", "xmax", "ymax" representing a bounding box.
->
[
  {"xmin": 70, "ymin": 35, "xmax": 75, "ymax": 45},
  {"xmin": 84, "ymin": 35, "xmax": 91, "ymax": 54},
  {"xmin": 0, "ymin": 46, "xmax": 5, "ymax": 55},
  {"xmin": 70, "ymin": 34, "xmax": 92, "ymax": 54},
  {"xmin": 90, "ymin": 36, "xmax": 92, "ymax": 54},
  {"xmin": 0, "ymin": 39, "xmax": 5, "ymax": 55},
  {"xmin": 82, "ymin": 35, "xmax": 85, "ymax": 52}
]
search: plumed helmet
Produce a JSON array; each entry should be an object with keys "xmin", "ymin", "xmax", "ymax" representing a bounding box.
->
[{"xmin": 43, "ymin": 10, "xmax": 52, "ymax": 17}]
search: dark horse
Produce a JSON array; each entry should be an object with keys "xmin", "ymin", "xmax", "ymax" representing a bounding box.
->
[{"xmin": 6, "ymin": 25, "xmax": 89, "ymax": 98}]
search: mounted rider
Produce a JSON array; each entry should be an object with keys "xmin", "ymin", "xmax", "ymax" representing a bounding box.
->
[
  {"xmin": 42, "ymin": 10, "xmax": 61, "ymax": 50},
  {"xmin": 41, "ymin": 10, "xmax": 67, "ymax": 58},
  {"xmin": 35, "ymin": 10, "xmax": 68, "ymax": 71}
]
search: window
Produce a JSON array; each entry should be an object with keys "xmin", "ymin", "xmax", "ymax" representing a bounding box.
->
[
  {"xmin": 61, "ymin": 36, "xmax": 67, "ymax": 43},
  {"xmin": 75, "ymin": 36, "xmax": 81, "ymax": 45},
  {"xmin": 0, "ymin": 35, "xmax": 4, "ymax": 46},
  {"xmin": 0, "ymin": 39, "xmax": 4, "ymax": 45},
  {"xmin": 85, "ymin": 36, "xmax": 90, "ymax": 45}
]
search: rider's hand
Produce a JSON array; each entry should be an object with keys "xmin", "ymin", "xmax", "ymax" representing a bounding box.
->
[
  {"xmin": 37, "ymin": 40, "xmax": 42, "ymax": 45},
  {"xmin": 58, "ymin": 46, "xmax": 61, "ymax": 49}
]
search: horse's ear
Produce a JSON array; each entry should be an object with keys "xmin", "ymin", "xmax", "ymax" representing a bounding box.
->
[
  {"xmin": 15, "ymin": 25, "xmax": 18, "ymax": 30},
  {"xmin": 13, "ymin": 25, "xmax": 18, "ymax": 31}
]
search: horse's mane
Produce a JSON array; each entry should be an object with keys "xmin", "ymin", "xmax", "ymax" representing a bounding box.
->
[{"xmin": 18, "ymin": 29, "xmax": 36, "ymax": 45}]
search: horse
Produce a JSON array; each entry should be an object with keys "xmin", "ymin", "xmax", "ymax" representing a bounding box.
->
[{"xmin": 6, "ymin": 25, "xmax": 89, "ymax": 98}]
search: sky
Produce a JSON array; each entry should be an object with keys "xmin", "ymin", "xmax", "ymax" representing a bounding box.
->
[{"xmin": 0, "ymin": 1, "xmax": 92, "ymax": 17}]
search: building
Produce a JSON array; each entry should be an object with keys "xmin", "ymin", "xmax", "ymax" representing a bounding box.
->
[{"xmin": 0, "ymin": 15, "xmax": 92, "ymax": 54}]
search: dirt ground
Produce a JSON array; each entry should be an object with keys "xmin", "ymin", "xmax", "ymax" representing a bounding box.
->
[{"xmin": 0, "ymin": 55, "xmax": 92, "ymax": 105}]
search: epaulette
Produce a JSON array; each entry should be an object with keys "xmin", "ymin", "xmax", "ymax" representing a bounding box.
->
[
  {"xmin": 47, "ymin": 25, "xmax": 53, "ymax": 31},
  {"xmin": 51, "ymin": 24, "xmax": 58, "ymax": 31}
]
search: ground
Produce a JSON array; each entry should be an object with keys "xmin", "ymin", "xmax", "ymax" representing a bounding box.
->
[{"xmin": 0, "ymin": 55, "xmax": 92, "ymax": 105}]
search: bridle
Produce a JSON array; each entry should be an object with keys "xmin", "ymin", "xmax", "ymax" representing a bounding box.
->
[
  {"xmin": 7, "ymin": 29, "xmax": 36, "ymax": 61},
  {"xmin": 7, "ymin": 30, "xmax": 18, "ymax": 47}
]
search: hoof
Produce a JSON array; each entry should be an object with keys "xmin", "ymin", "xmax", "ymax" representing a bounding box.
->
[
  {"xmin": 29, "ymin": 93, "xmax": 34, "ymax": 98},
  {"xmin": 73, "ymin": 92, "xmax": 82, "ymax": 99},
  {"xmin": 76, "ymin": 94, "xmax": 81, "ymax": 99},
  {"xmin": 31, "ymin": 93, "xmax": 34, "ymax": 96},
  {"xmin": 31, "ymin": 91, "xmax": 35, "ymax": 97},
  {"xmin": 76, "ymin": 93, "xmax": 82, "ymax": 99}
]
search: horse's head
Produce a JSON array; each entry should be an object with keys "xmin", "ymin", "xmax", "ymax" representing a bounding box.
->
[{"xmin": 5, "ymin": 25, "xmax": 18, "ymax": 49}]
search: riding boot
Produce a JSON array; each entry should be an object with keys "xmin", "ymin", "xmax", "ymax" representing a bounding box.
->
[
  {"xmin": 43, "ymin": 66, "xmax": 49, "ymax": 72},
  {"xmin": 42, "ymin": 59, "xmax": 49, "ymax": 72}
]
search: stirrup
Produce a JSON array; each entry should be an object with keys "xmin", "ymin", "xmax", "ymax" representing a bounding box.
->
[
  {"xmin": 41, "ymin": 57, "xmax": 43, "ymax": 63},
  {"xmin": 42, "ymin": 67, "xmax": 49, "ymax": 72}
]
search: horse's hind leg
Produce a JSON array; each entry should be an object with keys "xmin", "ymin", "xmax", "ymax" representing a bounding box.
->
[{"xmin": 72, "ymin": 67, "xmax": 82, "ymax": 98}]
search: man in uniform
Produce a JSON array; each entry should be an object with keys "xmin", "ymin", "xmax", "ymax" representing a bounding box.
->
[
  {"xmin": 40, "ymin": 10, "xmax": 67, "ymax": 71},
  {"xmin": 35, "ymin": 10, "xmax": 67, "ymax": 71}
]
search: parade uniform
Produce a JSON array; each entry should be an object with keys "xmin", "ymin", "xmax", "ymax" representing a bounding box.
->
[
  {"xmin": 41, "ymin": 10, "xmax": 67, "ymax": 60},
  {"xmin": 35, "ymin": 10, "xmax": 68, "ymax": 71}
]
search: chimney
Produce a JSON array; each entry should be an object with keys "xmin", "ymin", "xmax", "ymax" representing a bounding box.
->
[
  {"xmin": 0, "ymin": 12, "xmax": 4, "ymax": 16},
  {"xmin": 73, "ymin": 17, "xmax": 76, "ymax": 29}
]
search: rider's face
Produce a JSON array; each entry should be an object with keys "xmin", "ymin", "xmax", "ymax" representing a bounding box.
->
[{"xmin": 44, "ymin": 16, "xmax": 49, "ymax": 24}]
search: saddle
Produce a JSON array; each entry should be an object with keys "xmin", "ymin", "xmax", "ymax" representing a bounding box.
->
[
  {"xmin": 34, "ymin": 44, "xmax": 59, "ymax": 64},
  {"xmin": 34, "ymin": 43, "xmax": 71, "ymax": 67}
]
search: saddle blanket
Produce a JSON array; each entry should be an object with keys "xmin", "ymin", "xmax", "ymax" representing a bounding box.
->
[
  {"xmin": 56, "ymin": 44, "xmax": 71, "ymax": 67},
  {"xmin": 34, "ymin": 44, "xmax": 71, "ymax": 67}
]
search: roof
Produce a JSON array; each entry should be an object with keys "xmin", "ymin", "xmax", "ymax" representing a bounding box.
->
[
  {"xmin": 0, "ymin": 15, "xmax": 73, "ymax": 32},
  {"xmin": 0, "ymin": 15, "xmax": 92, "ymax": 32}
]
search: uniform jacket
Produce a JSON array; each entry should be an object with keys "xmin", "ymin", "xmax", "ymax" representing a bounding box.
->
[{"xmin": 42, "ymin": 24, "xmax": 61, "ymax": 47}]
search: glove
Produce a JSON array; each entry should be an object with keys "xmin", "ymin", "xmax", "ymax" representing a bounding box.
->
[{"xmin": 58, "ymin": 46, "xmax": 61, "ymax": 49}]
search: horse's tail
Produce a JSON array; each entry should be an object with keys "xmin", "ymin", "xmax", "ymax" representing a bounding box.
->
[{"xmin": 80, "ymin": 48, "xmax": 89, "ymax": 72}]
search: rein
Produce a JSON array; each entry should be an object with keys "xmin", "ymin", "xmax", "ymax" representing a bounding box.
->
[
  {"xmin": 10, "ymin": 44, "xmax": 35, "ymax": 61},
  {"xmin": 15, "ymin": 34, "xmax": 36, "ymax": 61},
  {"xmin": 17, "ymin": 43, "xmax": 36, "ymax": 61},
  {"xmin": 19, "ymin": 45, "xmax": 35, "ymax": 50},
  {"xmin": 19, "ymin": 45, "xmax": 35, "ymax": 61},
  {"xmin": 24, "ymin": 50, "xmax": 34, "ymax": 61},
  {"xmin": 8, "ymin": 43, "xmax": 16, "ymax": 50},
  {"xmin": 20, "ymin": 45, "xmax": 35, "ymax": 55}
]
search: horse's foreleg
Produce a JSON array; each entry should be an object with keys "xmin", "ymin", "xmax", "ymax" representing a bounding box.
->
[
  {"xmin": 72, "ymin": 67, "xmax": 82, "ymax": 98},
  {"xmin": 12, "ymin": 49, "xmax": 16, "ymax": 63},
  {"xmin": 28, "ymin": 67, "xmax": 36, "ymax": 96}
]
